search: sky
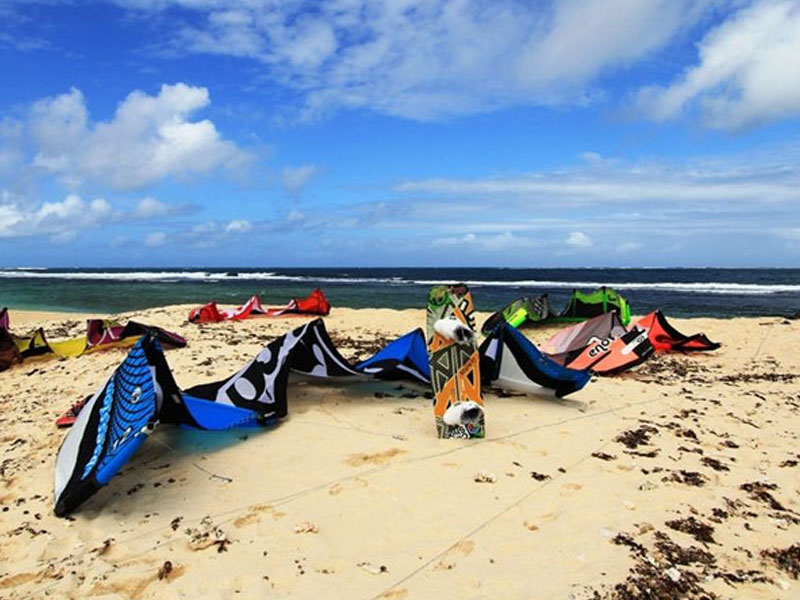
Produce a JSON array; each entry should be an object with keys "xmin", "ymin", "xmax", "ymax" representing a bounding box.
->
[{"xmin": 1, "ymin": 0, "xmax": 800, "ymax": 268}]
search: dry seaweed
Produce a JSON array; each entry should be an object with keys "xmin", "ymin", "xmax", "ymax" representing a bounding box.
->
[
  {"xmin": 615, "ymin": 425, "xmax": 659, "ymax": 449},
  {"xmin": 665, "ymin": 516, "xmax": 716, "ymax": 545},
  {"xmin": 761, "ymin": 545, "xmax": 800, "ymax": 579}
]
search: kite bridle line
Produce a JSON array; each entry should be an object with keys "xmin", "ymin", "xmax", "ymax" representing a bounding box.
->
[{"xmin": 27, "ymin": 392, "xmax": 669, "ymax": 599}]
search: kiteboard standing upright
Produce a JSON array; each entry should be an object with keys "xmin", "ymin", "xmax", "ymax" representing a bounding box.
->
[{"xmin": 426, "ymin": 284, "xmax": 484, "ymax": 439}]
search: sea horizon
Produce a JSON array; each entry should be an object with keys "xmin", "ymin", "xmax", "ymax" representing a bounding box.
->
[{"xmin": 3, "ymin": 266, "xmax": 799, "ymax": 318}]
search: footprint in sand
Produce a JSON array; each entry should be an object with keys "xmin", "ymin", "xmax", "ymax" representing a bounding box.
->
[
  {"xmin": 345, "ymin": 448, "xmax": 405, "ymax": 467},
  {"xmin": 234, "ymin": 504, "xmax": 285, "ymax": 528},
  {"xmin": 434, "ymin": 540, "xmax": 475, "ymax": 571},
  {"xmin": 538, "ymin": 512, "xmax": 558, "ymax": 523},
  {"xmin": 379, "ymin": 589, "xmax": 408, "ymax": 599},
  {"xmin": 560, "ymin": 482, "xmax": 583, "ymax": 497}
]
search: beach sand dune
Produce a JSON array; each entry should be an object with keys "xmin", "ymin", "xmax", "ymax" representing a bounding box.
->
[{"xmin": 1, "ymin": 307, "xmax": 799, "ymax": 598}]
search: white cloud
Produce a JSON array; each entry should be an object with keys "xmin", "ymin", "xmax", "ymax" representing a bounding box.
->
[
  {"xmin": 432, "ymin": 231, "xmax": 539, "ymax": 251},
  {"xmin": 395, "ymin": 154, "xmax": 800, "ymax": 205},
  {"xmin": 0, "ymin": 118, "xmax": 25, "ymax": 175},
  {"xmin": 181, "ymin": 217, "xmax": 260, "ymax": 248},
  {"xmin": 384, "ymin": 146, "xmax": 800, "ymax": 251},
  {"xmin": 144, "ymin": 231, "xmax": 167, "ymax": 247},
  {"xmin": 134, "ymin": 196, "xmax": 170, "ymax": 218},
  {"xmin": 636, "ymin": 0, "xmax": 800, "ymax": 129},
  {"xmin": 0, "ymin": 190, "xmax": 192, "ymax": 240},
  {"xmin": 287, "ymin": 209, "xmax": 306, "ymax": 223},
  {"xmin": 107, "ymin": 0, "xmax": 714, "ymax": 121},
  {"xmin": 282, "ymin": 165, "xmax": 319, "ymax": 195},
  {"xmin": 566, "ymin": 231, "xmax": 592, "ymax": 247},
  {"xmin": 0, "ymin": 192, "xmax": 113, "ymax": 238},
  {"xmin": 24, "ymin": 83, "xmax": 251, "ymax": 190},
  {"xmin": 225, "ymin": 219, "xmax": 252, "ymax": 233},
  {"xmin": 191, "ymin": 221, "xmax": 219, "ymax": 234}
]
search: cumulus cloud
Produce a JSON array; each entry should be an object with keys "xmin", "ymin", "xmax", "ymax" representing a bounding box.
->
[
  {"xmin": 225, "ymin": 219, "xmax": 252, "ymax": 233},
  {"xmin": 134, "ymin": 196, "xmax": 169, "ymax": 218},
  {"xmin": 183, "ymin": 218, "xmax": 260, "ymax": 247},
  {"xmin": 0, "ymin": 118, "xmax": 25, "ymax": 175},
  {"xmin": 432, "ymin": 231, "xmax": 539, "ymax": 251},
  {"xmin": 0, "ymin": 192, "xmax": 113, "ymax": 238},
  {"xmin": 104, "ymin": 0, "xmax": 714, "ymax": 121},
  {"xmin": 282, "ymin": 164, "xmax": 319, "ymax": 195},
  {"xmin": 636, "ymin": 0, "xmax": 800, "ymax": 129},
  {"xmin": 0, "ymin": 189, "xmax": 192, "ymax": 241},
  {"xmin": 23, "ymin": 83, "xmax": 251, "ymax": 190},
  {"xmin": 566, "ymin": 231, "xmax": 592, "ymax": 247},
  {"xmin": 287, "ymin": 209, "xmax": 306, "ymax": 223}
]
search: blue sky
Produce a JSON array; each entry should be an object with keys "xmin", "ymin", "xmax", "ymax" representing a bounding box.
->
[{"xmin": 1, "ymin": 0, "xmax": 800, "ymax": 267}]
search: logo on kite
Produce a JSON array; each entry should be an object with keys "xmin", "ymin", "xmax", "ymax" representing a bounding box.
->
[
  {"xmin": 621, "ymin": 330, "xmax": 648, "ymax": 355},
  {"xmin": 587, "ymin": 337, "xmax": 612, "ymax": 358}
]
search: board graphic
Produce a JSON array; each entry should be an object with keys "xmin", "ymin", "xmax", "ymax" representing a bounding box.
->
[{"xmin": 426, "ymin": 284, "xmax": 484, "ymax": 439}]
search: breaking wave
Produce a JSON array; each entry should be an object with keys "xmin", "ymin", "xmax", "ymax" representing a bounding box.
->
[{"xmin": 0, "ymin": 269, "xmax": 798, "ymax": 295}]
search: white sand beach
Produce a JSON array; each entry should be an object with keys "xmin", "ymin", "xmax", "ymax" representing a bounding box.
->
[{"xmin": 1, "ymin": 306, "xmax": 799, "ymax": 599}]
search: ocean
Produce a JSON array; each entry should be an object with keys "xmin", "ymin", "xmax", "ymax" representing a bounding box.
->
[{"xmin": 1, "ymin": 267, "xmax": 799, "ymax": 318}]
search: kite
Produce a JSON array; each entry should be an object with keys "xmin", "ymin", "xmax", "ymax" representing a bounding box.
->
[
  {"xmin": 189, "ymin": 289, "xmax": 331, "ymax": 323},
  {"xmin": 540, "ymin": 312, "xmax": 654, "ymax": 375},
  {"xmin": 635, "ymin": 310, "xmax": 720, "ymax": 352},
  {"xmin": 54, "ymin": 317, "xmax": 592, "ymax": 515},
  {"xmin": 482, "ymin": 287, "xmax": 632, "ymax": 332},
  {"xmin": 0, "ymin": 307, "xmax": 185, "ymax": 371}
]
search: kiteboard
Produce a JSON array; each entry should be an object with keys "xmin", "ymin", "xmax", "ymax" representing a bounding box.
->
[{"xmin": 426, "ymin": 284, "xmax": 484, "ymax": 439}]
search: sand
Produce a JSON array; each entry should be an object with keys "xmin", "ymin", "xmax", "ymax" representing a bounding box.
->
[{"xmin": 1, "ymin": 305, "xmax": 799, "ymax": 599}]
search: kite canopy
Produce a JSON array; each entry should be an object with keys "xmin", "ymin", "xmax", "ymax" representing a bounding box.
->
[
  {"xmin": 479, "ymin": 323, "xmax": 591, "ymax": 398},
  {"xmin": 636, "ymin": 310, "xmax": 720, "ymax": 352},
  {"xmin": 54, "ymin": 337, "xmax": 180, "ymax": 516},
  {"xmin": 182, "ymin": 318, "xmax": 432, "ymax": 425},
  {"xmin": 0, "ymin": 308, "xmax": 185, "ymax": 369},
  {"xmin": 189, "ymin": 289, "xmax": 331, "ymax": 324},
  {"xmin": 482, "ymin": 287, "xmax": 632, "ymax": 332},
  {"xmin": 356, "ymin": 328, "xmax": 430, "ymax": 382},
  {"xmin": 558, "ymin": 287, "xmax": 631, "ymax": 326},
  {"xmin": 86, "ymin": 320, "xmax": 187, "ymax": 352},
  {"xmin": 0, "ymin": 326, "xmax": 21, "ymax": 372},
  {"xmin": 561, "ymin": 326, "xmax": 654, "ymax": 375},
  {"xmin": 481, "ymin": 295, "xmax": 555, "ymax": 334},
  {"xmin": 540, "ymin": 312, "xmax": 628, "ymax": 363},
  {"xmin": 291, "ymin": 288, "xmax": 331, "ymax": 316},
  {"xmin": 540, "ymin": 312, "xmax": 653, "ymax": 375}
]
